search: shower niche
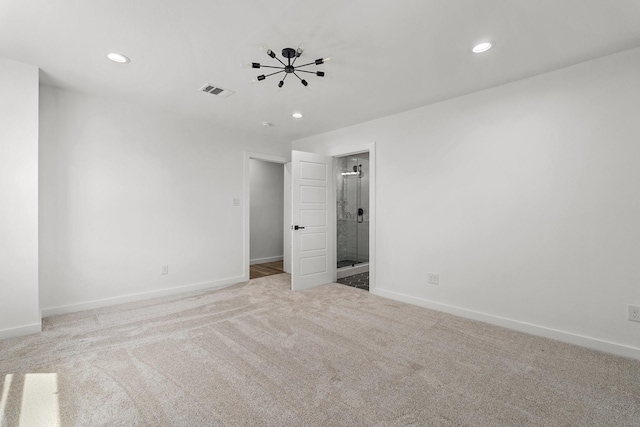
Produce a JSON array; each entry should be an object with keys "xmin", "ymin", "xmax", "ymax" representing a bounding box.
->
[{"xmin": 335, "ymin": 152, "xmax": 369, "ymax": 277}]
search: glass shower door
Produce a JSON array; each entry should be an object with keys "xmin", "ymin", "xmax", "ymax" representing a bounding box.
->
[{"xmin": 335, "ymin": 153, "xmax": 369, "ymax": 268}]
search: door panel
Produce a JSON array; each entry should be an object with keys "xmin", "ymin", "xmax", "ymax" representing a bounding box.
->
[
  {"xmin": 300, "ymin": 256, "xmax": 327, "ymax": 275},
  {"xmin": 300, "ymin": 210, "xmax": 326, "ymax": 227},
  {"xmin": 300, "ymin": 161, "xmax": 327, "ymax": 180},
  {"xmin": 291, "ymin": 150, "xmax": 335, "ymax": 290},
  {"xmin": 300, "ymin": 186, "xmax": 327, "ymax": 203},
  {"xmin": 300, "ymin": 233, "xmax": 327, "ymax": 252}
]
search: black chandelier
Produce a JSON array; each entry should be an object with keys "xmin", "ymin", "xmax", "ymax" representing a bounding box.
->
[{"xmin": 249, "ymin": 46, "xmax": 328, "ymax": 88}]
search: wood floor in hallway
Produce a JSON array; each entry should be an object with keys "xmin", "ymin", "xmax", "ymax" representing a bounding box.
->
[{"xmin": 250, "ymin": 260, "xmax": 284, "ymax": 279}]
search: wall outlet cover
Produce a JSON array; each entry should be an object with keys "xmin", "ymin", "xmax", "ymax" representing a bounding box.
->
[
  {"xmin": 629, "ymin": 305, "xmax": 640, "ymax": 322},
  {"xmin": 428, "ymin": 273, "xmax": 439, "ymax": 285}
]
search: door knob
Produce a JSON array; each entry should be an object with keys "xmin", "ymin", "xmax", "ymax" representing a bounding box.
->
[{"xmin": 292, "ymin": 225, "xmax": 306, "ymax": 230}]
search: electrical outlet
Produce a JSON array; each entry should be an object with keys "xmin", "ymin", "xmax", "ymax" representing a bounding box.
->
[
  {"xmin": 161, "ymin": 265, "xmax": 169, "ymax": 275},
  {"xmin": 629, "ymin": 305, "xmax": 640, "ymax": 322},
  {"xmin": 428, "ymin": 273, "xmax": 439, "ymax": 285}
]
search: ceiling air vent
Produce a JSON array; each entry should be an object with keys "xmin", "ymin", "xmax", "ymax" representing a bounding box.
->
[{"xmin": 199, "ymin": 84, "xmax": 235, "ymax": 99}]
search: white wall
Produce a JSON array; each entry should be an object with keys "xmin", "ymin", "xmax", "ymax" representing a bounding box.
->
[
  {"xmin": 0, "ymin": 58, "xmax": 41, "ymax": 338},
  {"xmin": 293, "ymin": 48, "xmax": 640, "ymax": 358},
  {"xmin": 39, "ymin": 86, "xmax": 289, "ymax": 315},
  {"xmin": 250, "ymin": 159, "xmax": 284, "ymax": 264}
]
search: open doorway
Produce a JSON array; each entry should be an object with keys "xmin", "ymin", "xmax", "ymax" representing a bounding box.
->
[
  {"xmin": 326, "ymin": 142, "xmax": 376, "ymax": 293},
  {"xmin": 334, "ymin": 152, "xmax": 370, "ymax": 291},
  {"xmin": 243, "ymin": 151, "xmax": 289, "ymax": 281},
  {"xmin": 249, "ymin": 158, "xmax": 285, "ymax": 279}
]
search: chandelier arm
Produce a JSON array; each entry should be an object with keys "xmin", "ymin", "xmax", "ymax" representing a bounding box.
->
[
  {"xmin": 263, "ymin": 70, "xmax": 286, "ymax": 78},
  {"xmin": 294, "ymin": 61, "xmax": 316, "ymax": 68},
  {"xmin": 259, "ymin": 65, "xmax": 285, "ymax": 70},
  {"xmin": 292, "ymin": 72, "xmax": 304, "ymax": 81},
  {"xmin": 273, "ymin": 56, "xmax": 287, "ymax": 67},
  {"xmin": 296, "ymin": 69, "xmax": 320, "ymax": 75}
]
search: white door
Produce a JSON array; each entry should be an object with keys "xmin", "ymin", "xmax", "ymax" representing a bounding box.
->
[{"xmin": 291, "ymin": 150, "xmax": 335, "ymax": 290}]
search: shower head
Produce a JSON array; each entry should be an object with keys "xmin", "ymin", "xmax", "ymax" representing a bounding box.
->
[{"xmin": 341, "ymin": 164, "xmax": 362, "ymax": 177}]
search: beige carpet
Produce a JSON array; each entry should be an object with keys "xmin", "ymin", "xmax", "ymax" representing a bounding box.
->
[{"xmin": 1, "ymin": 274, "xmax": 638, "ymax": 426}]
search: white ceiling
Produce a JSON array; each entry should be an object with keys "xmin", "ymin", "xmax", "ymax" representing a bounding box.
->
[{"xmin": 2, "ymin": 0, "xmax": 640, "ymax": 141}]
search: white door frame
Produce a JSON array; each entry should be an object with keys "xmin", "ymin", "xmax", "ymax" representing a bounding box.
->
[
  {"xmin": 328, "ymin": 141, "xmax": 376, "ymax": 292},
  {"xmin": 243, "ymin": 151, "xmax": 289, "ymax": 281}
]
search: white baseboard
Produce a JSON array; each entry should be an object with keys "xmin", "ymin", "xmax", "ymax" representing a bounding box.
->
[
  {"xmin": 250, "ymin": 256, "xmax": 283, "ymax": 265},
  {"xmin": 372, "ymin": 288, "xmax": 640, "ymax": 361},
  {"xmin": 41, "ymin": 275, "xmax": 246, "ymax": 318},
  {"xmin": 0, "ymin": 322, "xmax": 42, "ymax": 340}
]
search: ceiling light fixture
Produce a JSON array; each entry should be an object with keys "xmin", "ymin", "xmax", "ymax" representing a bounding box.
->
[
  {"xmin": 248, "ymin": 45, "xmax": 329, "ymax": 88},
  {"xmin": 292, "ymin": 112, "xmax": 303, "ymax": 119},
  {"xmin": 471, "ymin": 41, "xmax": 494, "ymax": 53},
  {"xmin": 107, "ymin": 52, "xmax": 130, "ymax": 63}
]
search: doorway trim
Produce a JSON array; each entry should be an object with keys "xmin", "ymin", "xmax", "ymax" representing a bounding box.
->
[
  {"xmin": 243, "ymin": 151, "xmax": 289, "ymax": 281},
  {"xmin": 328, "ymin": 141, "xmax": 376, "ymax": 292}
]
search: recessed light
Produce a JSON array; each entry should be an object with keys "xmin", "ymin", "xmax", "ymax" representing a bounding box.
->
[
  {"xmin": 292, "ymin": 112, "xmax": 303, "ymax": 119},
  {"xmin": 471, "ymin": 41, "xmax": 494, "ymax": 54},
  {"xmin": 107, "ymin": 52, "xmax": 130, "ymax": 63}
]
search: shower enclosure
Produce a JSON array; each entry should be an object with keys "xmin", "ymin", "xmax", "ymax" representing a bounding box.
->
[{"xmin": 335, "ymin": 153, "xmax": 369, "ymax": 276}]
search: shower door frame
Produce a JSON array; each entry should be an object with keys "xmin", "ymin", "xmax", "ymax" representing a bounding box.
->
[{"xmin": 328, "ymin": 141, "xmax": 376, "ymax": 293}]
